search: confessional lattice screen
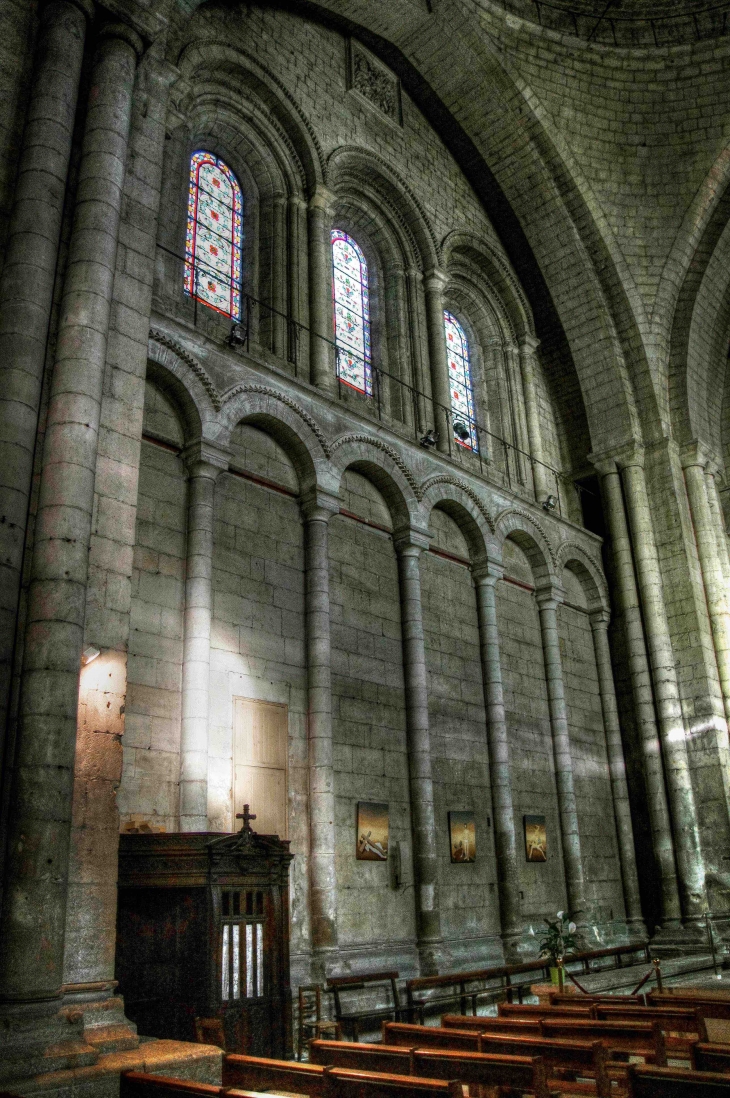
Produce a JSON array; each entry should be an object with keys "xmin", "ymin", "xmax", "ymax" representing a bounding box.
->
[{"xmin": 233, "ymin": 698, "xmax": 288, "ymax": 838}]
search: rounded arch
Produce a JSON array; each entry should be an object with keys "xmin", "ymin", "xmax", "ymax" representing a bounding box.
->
[
  {"xmin": 442, "ymin": 230, "xmax": 534, "ymax": 343},
  {"xmin": 147, "ymin": 330, "xmax": 218, "ymax": 440},
  {"xmin": 218, "ymin": 386, "xmax": 332, "ymax": 494},
  {"xmin": 329, "ymin": 434, "xmax": 420, "ymax": 530},
  {"xmin": 555, "ymin": 542, "xmax": 609, "ymax": 613},
  {"xmin": 494, "ymin": 507, "xmax": 557, "ymax": 588},
  {"xmin": 420, "ymin": 477, "xmax": 496, "ymax": 566},
  {"xmin": 327, "ymin": 146, "xmax": 438, "ymax": 272}
]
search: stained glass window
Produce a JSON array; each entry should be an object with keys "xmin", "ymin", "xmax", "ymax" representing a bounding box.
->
[
  {"xmin": 444, "ymin": 311, "xmax": 477, "ymax": 450},
  {"xmin": 331, "ymin": 230, "xmax": 372, "ymax": 395},
  {"xmin": 185, "ymin": 151, "xmax": 243, "ymax": 321}
]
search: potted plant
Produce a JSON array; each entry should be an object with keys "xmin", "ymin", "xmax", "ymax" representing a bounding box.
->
[{"xmin": 539, "ymin": 911, "xmax": 578, "ymax": 988}]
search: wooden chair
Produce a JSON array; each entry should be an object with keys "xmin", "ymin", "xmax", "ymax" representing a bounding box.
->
[
  {"xmin": 627, "ymin": 1064, "xmax": 730, "ymax": 1097},
  {"xmin": 327, "ymin": 971, "xmax": 408, "ymax": 1041},
  {"xmin": 298, "ymin": 984, "xmax": 342, "ymax": 1060}
]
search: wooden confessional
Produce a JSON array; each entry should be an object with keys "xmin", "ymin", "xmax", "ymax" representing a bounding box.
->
[{"xmin": 115, "ymin": 812, "xmax": 293, "ymax": 1056}]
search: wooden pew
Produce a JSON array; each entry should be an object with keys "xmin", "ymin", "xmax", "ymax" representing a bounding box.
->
[
  {"xmin": 499, "ymin": 1002, "xmax": 592, "ymax": 1019},
  {"xmin": 313, "ymin": 1037, "xmax": 578, "ymax": 1098},
  {"xmin": 224, "ymin": 1054, "xmax": 464, "ymax": 1098},
  {"xmin": 382, "ymin": 1022, "xmax": 482, "ymax": 1051},
  {"xmin": 121, "ymin": 1075, "xmax": 258, "ymax": 1098},
  {"xmin": 475, "ymin": 1033, "xmax": 611, "ymax": 1098},
  {"xmin": 627, "ymin": 1063, "xmax": 730, "ymax": 1097},
  {"xmin": 551, "ymin": 994, "xmax": 647, "ymax": 1007},
  {"xmin": 498, "ymin": 1001, "xmax": 707, "ymax": 1052},
  {"xmin": 691, "ymin": 1044, "xmax": 730, "ymax": 1073},
  {"xmin": 648, "ymin": 991, "xmax": 730, "ymax": 1020}
]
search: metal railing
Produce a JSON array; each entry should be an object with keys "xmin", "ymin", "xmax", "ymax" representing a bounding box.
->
[
  {"xmin": 154, "ymin": 244, "xmax": 595, "ymax": 519},
  {"xmin": 496, "ymin": 0, "xmax": 730, "ymax": 45}
]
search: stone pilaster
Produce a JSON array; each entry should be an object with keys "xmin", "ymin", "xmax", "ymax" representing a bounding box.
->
[
  {"xmin": 536, "ymin": 582, "xmax": 586, "ymax": 922},
  {"xmin": 394, "ymin": 528, "xmax": 443, "ymax": 974},
  {"xmin": 307, "ymin": 185, "xmax": 335, "ymax": 393},
  {"xmin": 180, "ymin": 443, "xmax": 229, "ymax": 831},
  {"xmin": 473, "ymin": 564, "xmax": 522, "ymax": 955},
  {"xmin": 302, "ymin": 491, "xmax": 340, "ymax": 974},
  {"xmin": 423, "ymin": 269, "xmax": 450, "ymax": 455},
  {"xmin": 589, "ymin": 608, "xmax": 646, "ymax": 935},
  {"xmin": 0, "ymin": 0, "xmax": 94, "ymax": 786},
  {"xmin": 0, "ymin": 19, "xmax": 142, "ymax": 1006}
]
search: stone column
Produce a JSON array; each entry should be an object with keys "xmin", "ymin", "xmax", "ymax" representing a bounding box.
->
[
  {"xmin": 391, "ymin": 267, "xmax": 414, "ymax": 428},
  {"xmin": 180, "ymin": 445, "xmax": 228, "ymax": 831},
  {"xmin": 504, "ymin": 344, "xmax": 527, "ymax": 485},
  {"xmin": 406, "ymin": 266, "xmax": 428, "ymax": 433},
  {"xmin": 619, "ymin": 449, "xmax": 706, "ymax": 922},
  {"xmin": 288, "ymin": 195, "xmax": 307, "ymax": 373},
  {"xmin": 519, "ymin": 335, "xmax": 549, "ymax": 503},
  {"xmin": 0, "ymin": 0, "xmax": 93, "ymax": 775},
  {"xmin": 0, "ymin": 21, "xmax": 142, "ymax": 1004},
  {"xmin": 473, "ymin": 565, "xmax": 522, "ymax": 953},
  {"xmin": 706, "ymin": 464, "xmax": 730, "ymax": 589},
  {"xmin": 395, "ymin": 530, "xmax": 442, "ymax": 973},
  {"xmin": 303, "ymin": 494, "xmax": 340, "ymax": 972},
  {"xmin": 591, "ymin": 455, "xmax": 681, "ymax": 926},
  {"xmin": 589, "ymin": 608, "xmax": 646, "ymax": 934},
  {"xmin": 536, "ymin": 584, "xmax": 586, "ymax": 920},
  {"xmin": 307, "ymin": 185, "xmax": 335, "ymax": 393},
  {"xmin": 423, "ymin": 269, "xmax": 451, "ymax": 455},
  {"xmin": 271, "ymin": 193, "xmax": 287, "ymax": 359},
  {"xmin": 682, "ymin": 445, "xmax": 730, "ymax": 727}
]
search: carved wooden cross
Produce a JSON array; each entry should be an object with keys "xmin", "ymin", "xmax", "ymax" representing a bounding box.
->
[{"xmin": 236, "ymin": 804, "xmax": 256, "ymax": 833}]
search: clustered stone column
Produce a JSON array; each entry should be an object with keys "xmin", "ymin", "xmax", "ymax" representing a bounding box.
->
[
  {"xmin": 423, "ymin": 269, "xmax": 451, "ymax": 454},
  {"xmin": 307, "ymin": 185, "xmax": 335, "ymax": 393},
  {"xmin": 0, "ymin": 0, "xmax": 94, "ymax": 784},
  {"xmin": 180, "ymin": 445, "xmax": 228, "ymax": 831},
  {"xmin": 589, "ymin": 609, "xmax": 646, "ymax": 934},
  {"xmin": 536, "ymin": 583, "xmax": 587, "ymax": 920},
  {"xmin": 682, "ymin": 445, "xmax": 730, "ymax": 727},
  {"xmin": 395, "ymin": 530, "xmax": 442, "ymax": 973},
  {"xmin": 591, "ymin": 455, "xmax": 682, "ymax": 927},
  {"xmin": 619, "ymin": 449, "xmax": 705, "ymax": 922},
  {"xmin": 473, "ymin": 565, "xmax": 522, "ymax": 954},
  {"xmin": 303, "ymin": 494, "xmax": 340, "ymax": 971},
  {"xmin": 518, "ymin": 335, "xmax": 550, "ymax": 503},
  {"xmin": 0, "ymin": 20, "xmax": 143, "ymax": 1003}
]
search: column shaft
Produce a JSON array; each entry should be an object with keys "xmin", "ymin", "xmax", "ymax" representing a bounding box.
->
[
  {"xmin": 271, "ymin": 194, "xmax": 287, "ymax": 359},
  {"xmin": 590, "ymin": 611, "xmax": 645, "ymax": 932},
  {"xmin": 304, "ymin": 506, "xmax": 338, "ymax": 960},
  {"xmin": 396, "ymin": 540, "xmax": 442, "ymax": 972},
  {"xmin": 594, "ymin": 461, "xmax": 681, "ymax": 925},
  {"xmin": 307, "ymin": 188, "xmax": 334, "ymax": 392},
  {"xmin": 621, "ymin": 459, "xmax": 705, "ymax": 920},
  {"xmin": 519, "ymin": 337, "xmax": 549, "ymax": 502},
  {"xmin": 537, "ymin": 594, "xmax": 586, "ymax": 918},
  {"xmin": 505, "ymin": 346, "xmax": 527, "ymax": 485},
  {"xmin": 180, "ymin": 461, "xmax": 220, "ymax": 830},
  {"xmin": 684, "ymin": 459, "xmax": 730, "ymax": 726},
  {"xmin": 288, "ymin": 196, "xmax": 307, "ymax": 373},
  {"xmin": 406, "ymin": 267, "xmax": 428, "ymax": 433},
  {"xmin": 474, "ymin": 572, "xmax": 521, "ymax": 947},
  {"xmin": 0, "ymin": 24, "xmax": 141, "ymax": 1003},
  {"xmin": 0, "ymin": 0, "xmax": 91, "ymax": 768},
  {"xmin": 391, "ymin": 268, "xmax": 413, "ymax": 428},
  {"xmin": 423, "ymin": 271, "xmax": 450, "ymax": 454}
]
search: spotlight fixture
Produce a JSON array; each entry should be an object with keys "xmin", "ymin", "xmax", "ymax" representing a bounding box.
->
[
  {"xmin": 226, "ymin": 322, "xmax": 246, "ymax": 347},
  {"xmin": 542, "ymin": 494, "xmax": 558, "ymax": 512},
  {"xmin": 82, "ymin": 645, "xmax": 100, "ymax": 665},
  {"xmin": 419, "ymin": 429, "xmax": 438, "ymax": 449},
  {"xmin": 452, "ymin": 420, "xmax": 470, "ymax": 442}
]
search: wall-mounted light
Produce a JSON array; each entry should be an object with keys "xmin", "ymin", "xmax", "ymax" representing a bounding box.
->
[
  {"xmin": 420, "ymin": 429, "xmax": 438, "ymax": 449},
  {"xmin": 81, "ymin": 645, "xmax": 100, "ymax": 665},
  {"xmin": 542, "ymin": 494, "xmax": 558, "ymax": 512},
  {"xmin": 453, "ymin": 420, "xmax": 470, "ymax": 442},
  {"xmin": 226, "ymin": 322, "xmax": 246, "ymax": 348}
]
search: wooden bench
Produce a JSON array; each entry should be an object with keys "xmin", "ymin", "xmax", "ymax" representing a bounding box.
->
[
  {"xmin": 691, "ymin": 1044, "xmax": 730, "ymax": 1073},
  {"xmin": 121, "ymin": 1075, "xmax": 259, "ymax": 1098},
  {"xmin": 498, "ymin": 1002, "xmax": 593, "ymax": 1018},
  {"xmin": 327, "ymin": 971, "xmax": 410, "ymax": 1041},
  {"xmin": 648, "ymin": 991, "xmax": 730, "ymax": 1020},
  {"xmin": 627, "ymin": 1064, "xmax": 730, "ymax": 1097},
  {"xmin": 551, "ymin": 994, "xmax": 648, "ymax": 1008},
  {"xmin": 223, "ymin": 1054, "xmax": 464, "ymax": 1098},
  {"xmin": 224, "ymin": 1054, "xmax": 325, "ymax": 1096},
  {"xmin": 497, "ymin": 1001, "xmax": 707, "ymax": 1052},
  {"xmin": 383, "ymin": 1021, "xmax": 482, "ymax": 1051}
]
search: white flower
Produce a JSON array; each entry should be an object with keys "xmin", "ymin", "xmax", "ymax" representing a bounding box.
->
[
  {"xmin": 557, "ymin": 911, "xmax": 564, "ymax": 920},
  {"xmin": 568, "ymin": 922, "xmax": 576, "ymax": 933}
]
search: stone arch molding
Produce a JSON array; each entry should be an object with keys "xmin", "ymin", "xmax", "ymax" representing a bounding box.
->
[
  {"xmin": 494, "ymin": 506, "xmax": 557, "ymax": 586},
  {"xmin": 147, "ymin": 331, "xmax": 220, "ymax": 441},
  {"xmin": 329, "ymin": 433, "xmax": 422, "ymax": 529},
  {"xmin": 419, "ymin": 476, "xmax": 497, "ymax": 566},
  {"xmin": 555, "ymin": 541, "xmax": 609, "ymax": 613},
  {"xmin": 442, "ymin": 229, "xmax": 535, "ymax": 342}
]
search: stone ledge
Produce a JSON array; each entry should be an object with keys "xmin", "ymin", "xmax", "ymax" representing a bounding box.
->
[{"xmin": 5, "ymin": 1039, "xmax": 223, "ymax": 1098}]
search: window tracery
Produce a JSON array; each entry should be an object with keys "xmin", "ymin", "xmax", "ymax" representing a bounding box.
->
[
  {"xmin": 185, "ymin": 151, "xmax": 244, "ymax": 321},
  {"xmin": 331, "ymin": 229, "xmax": 372, "ymax": 395},
  {"xmin": 444, "ymin": 310, "xmax": 478, "ymax": 450}
]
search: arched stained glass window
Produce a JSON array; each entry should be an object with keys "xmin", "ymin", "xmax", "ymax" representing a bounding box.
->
[
  {"xmin": 185, "ymin": 151, "xmax": 243, "ymax": 321},
  {"xmin": 444, "ymin": 310, "xmax": 477, "ymax": 450},
  {"xmin": 331, "ymin": 230, "xmax": 372, "ymax": 395}
]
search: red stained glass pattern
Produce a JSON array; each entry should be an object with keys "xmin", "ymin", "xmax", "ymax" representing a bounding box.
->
[
  {"xmin": 444, "ymin": 310, "xmax": 477, "ymax": 450},
  {"xmin": 184, "ymin": 151, "xmax": 243, "ymax": 321},
  {"xmin": 331, "ymin": 230, "xmax": 372, "ymax": 395}
]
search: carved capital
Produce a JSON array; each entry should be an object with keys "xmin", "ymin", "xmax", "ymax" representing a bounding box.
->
[
  {"xmin": 182, "ymin": 439, "xmax": 230, "ymax": 475},
  {"xmin": 393, "ymin": 524, "xmax": 431, "ymax": 555},
  {"xmin": 300, "ymin": 489, "xmax": 340, "ymax": 523}
]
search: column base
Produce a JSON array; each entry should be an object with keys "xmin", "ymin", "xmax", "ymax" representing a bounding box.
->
[
  {"xmin": 417, "ymin": 939, "xmax": 450, "ymax": 977},
  {"xmin": 651, "ymin": 920, "xmax": 712, "ymax": 956}
]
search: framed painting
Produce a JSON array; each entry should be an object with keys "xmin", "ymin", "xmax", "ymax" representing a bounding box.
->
[
  {"xmin": 524, "ymin": 814, "xmax": 547, "ymax": 861},
  {"xmin": 448, "ymin": 810, "xmax": 476, "ymax": 863},
  {"xmin": 357, "ymin": 802, "xmax": 389, "ymax": 860}
]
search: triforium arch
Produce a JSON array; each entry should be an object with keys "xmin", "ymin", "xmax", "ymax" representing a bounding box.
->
[
  {"xmin": 146, "ymin": 333, "xmax": 217, "ymax": 440},
  {"xmin": 419, "ymin": 477, "xmax": 496, "ymax": 569},
  {"xmin": 494, "ymin": 508, "xmax": 557, "ymax": 590},
  {"xmin": 555, "ymin": 542, "xmax": 610, "ymax": 616},
  {"xmin": 329, "ymin": 435, "xmax": 421, "ymax": 532}
]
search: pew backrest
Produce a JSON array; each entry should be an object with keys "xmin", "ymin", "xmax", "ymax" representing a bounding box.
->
[
  {"xmin": 224, "ymin": 1053, "xmax": 324, "ymax": 1097},
  {"xmin": 310, "ymin": 1040, "xmax": 412, "ymax": 1074},
  {"xmin": 325, "ymin": 1067, "xmax": 462, "ymax": 1098},
  {"xmin": 410, "ymin": 1048, "xmax": 550, "ymax": 1098},
  {"xmin": 498, "ymin": 1001, "xmax": 592, "ymax": 1019},
  {"xmin": 121, "ymin": 1075, "xmax": 258, "ymax": 1098},
  {"xmin": 628, "ymin": 1063, "xmax": 730, "ymax": 1097},
  {"xmin": 596, "ymin": 1004, "xmax": 707, "ymax": 1040},
  {"xmin": 382, "ymin": 1022, "xmax": 481, "ymax": 1050},
  {"xmin": 692, "ymin": 1043, "xmax": 730, "ymax": 1073},
  {"xmin": 648, "ymin": 992, "xmax": 730, "ymax": 1020}
]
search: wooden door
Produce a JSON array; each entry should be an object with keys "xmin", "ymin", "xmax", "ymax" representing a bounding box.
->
[{"xmin": 233, "ymin": 698, "xmax": 288, "ymax": 838}]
